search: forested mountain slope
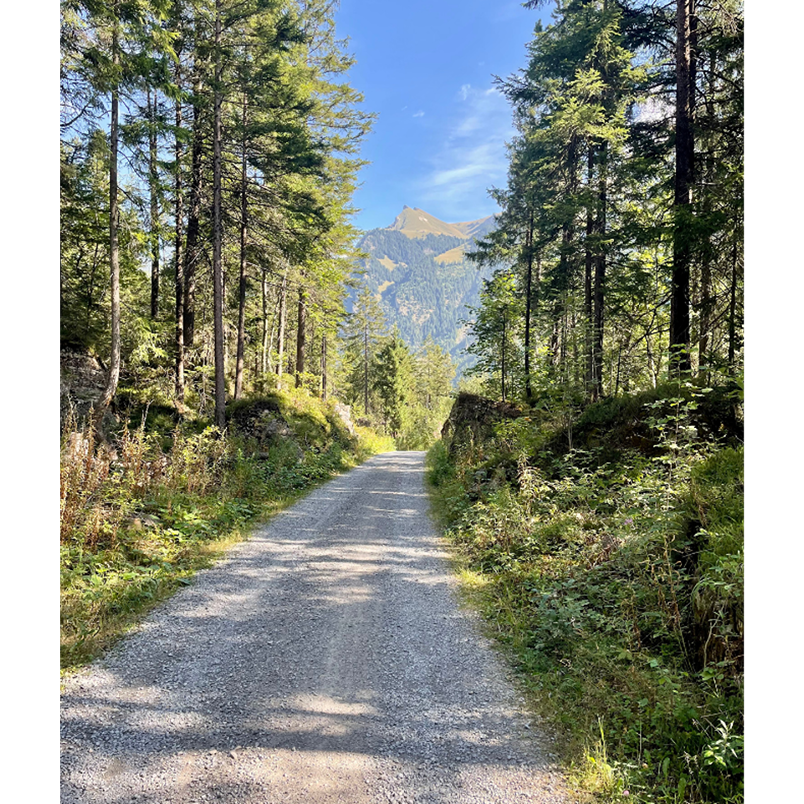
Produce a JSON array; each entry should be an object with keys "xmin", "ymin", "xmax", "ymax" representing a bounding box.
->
[{"xmin": 349, "ymin": 207, "xmax": 497, "ymax": 374}]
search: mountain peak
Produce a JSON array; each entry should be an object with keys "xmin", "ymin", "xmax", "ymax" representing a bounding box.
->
[{"xmin": 388, "ymin": 206, "xmax": 495, "ymax": 240}]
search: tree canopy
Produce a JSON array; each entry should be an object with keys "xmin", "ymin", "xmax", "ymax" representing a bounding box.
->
[
  {"xmin": 466, "ymin": 0, "xmax": 743, "ymax": 406},
  {"xmin": 60, "ymin": 0, "xmax": 374, "ymax": 428}
]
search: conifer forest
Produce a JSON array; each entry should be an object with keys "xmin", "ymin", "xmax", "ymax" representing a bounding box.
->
[{"xmin": 60, "ymin": 2, "xmax": 744, "ymax": 803}]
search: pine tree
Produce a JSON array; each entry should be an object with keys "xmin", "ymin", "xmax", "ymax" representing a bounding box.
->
[
  {"xmin": 466, "ymin": 0, "xmax": 742, "ymax": 405},
  {"xmin": 61, "ymin": 0, "xmax": 175, "ymax": 433},
  {"xmin": 160, "ymin": 0, "xmax": 371, "ymax": 416},
  {"xmin": 373, "ymin": 333, "xmax": 413, "ymax": 438},
  {"xmin": 340, "ymin": 285, "xmax": 387, "ymax": 417},
  {"xmin": 466, "ymin": 270, "xmax": 522, "ymax": 402}
]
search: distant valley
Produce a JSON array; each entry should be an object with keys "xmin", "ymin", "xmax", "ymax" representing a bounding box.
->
[{"xmin": 350, "ymin": 206, "xmax": 497, "ymax": 374}]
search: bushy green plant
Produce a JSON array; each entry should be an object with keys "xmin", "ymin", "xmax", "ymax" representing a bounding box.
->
[
  {"xmin": 427, "ymin": 388, "xmax": 744, "ymax": 803},
  {"xmin": 60, "ymin": 391, "xmax": 391, "ymax": 674}
]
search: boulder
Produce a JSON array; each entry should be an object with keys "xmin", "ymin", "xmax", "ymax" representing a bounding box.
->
[
  {"xmin": 441, "ymin": 392, "xmax": 522, "ymax": 458},
  {"xmin": 60, "ymin": 348, "xmax": 117, "ymax": 432}
]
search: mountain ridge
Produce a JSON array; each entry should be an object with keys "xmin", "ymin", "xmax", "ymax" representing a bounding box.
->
[
  {"xmin": 350, "ymin": 205, "xmax": 498, "ymax": 375},
  {"xmin": 388, "ymin": 205, "xmax": 496, "ymax": 241}
]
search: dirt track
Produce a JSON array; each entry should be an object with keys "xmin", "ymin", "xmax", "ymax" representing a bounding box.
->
[{"xmin": 61, "ymin": 451, "xmax": 569, "ymax": 803}]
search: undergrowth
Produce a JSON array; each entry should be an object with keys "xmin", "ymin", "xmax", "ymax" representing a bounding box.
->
[
  {"xmin": 427, "ymin": 383, "xmax": 743, "ymax": 804},
  {"xmin": 60, "ymin": 390, "xmax": 392, "ymax": 674}
]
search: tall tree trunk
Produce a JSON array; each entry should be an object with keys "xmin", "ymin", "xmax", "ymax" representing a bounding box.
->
[
  {"xmin": 698, "ymin": 258, "xmax": 711, "ymax": 378},
  {"xmin": 183, "ymin": 61, "xmax": 204, "ymax": 348},
  {"xmin": 500, "ymin": 307, "xmax": 507, "ymax": 402},
  {"xmin": 321, "ymin": 333, "xmax": 328, "ymax": 400},
  {"xmin": 261, "ymin": 269, "xmax": 269, "ymax": 375},
  {"xmin": 558, "ymin": 134, "xmax": 579, "ymax": 380},
  {"xmin": 584, "ymin": 146, "xmax": 594, "ymax": 395},
  {"xmin": 572, "ymin": 307, "xmax": 580, "ymax": 389},
  {"xmin": 212, "ymin": 0, "xmax": 226, "ymax": 430},
  {"xmin": 174, "ymin": 34, "xmax": 185, "ymax": 401},
  {"xmin": 148, "ymin": 88, "xmax": 160, "ymax": 319},
  {"xmin": 670, "ymin": 0, "xmax": 696, "ymax": 374},
  {"xmin": 728, "ymin": 239, "xmax": 739, "ymax": 369},
  {"xmin": 277, "ymin": 268, "xmax": 288, "ymax": 389},
  {"xmin": 235, "ymin": 93, "xmax": 248, "ymax": 400},
  {"xmin": 592, "ymin": 142, "xmax": 607, "ymax": 401},
  {"xmin": 94, "ymin": 10, "xmax": 121, "ymax": 437},
  {"xmin": 524, "ymin": 210, "xmax": 534, "ymax": 403},
  {"xmin": 295, "ymin": 285, "xmax": 306, "ymax": 388},
  {"xmin": 698, "ymin": 51, "xmax": 715, "ymax": 382},
  {"xmin": 363, "ymin": 322, "xmax": 369, "ymax": 414}
]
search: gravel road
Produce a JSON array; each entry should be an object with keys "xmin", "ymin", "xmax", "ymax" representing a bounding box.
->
[{"xmin": 61, "ymin": 451, "xmax": 570, "ymax": 803}]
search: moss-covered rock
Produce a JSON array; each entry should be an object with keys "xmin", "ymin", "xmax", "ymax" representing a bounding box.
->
[
  {"xmin": 441, "ymin": 392, "xmax": 522, "ymax": 458},
  {"xmin": 227, "ymin": 392, "xmax": 357, "ymax": 457}
]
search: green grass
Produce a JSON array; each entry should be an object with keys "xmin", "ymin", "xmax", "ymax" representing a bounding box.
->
[
  {"xmin": 425, "ymin": 392, "xmax": 743, "ymax": 804},
  {"xmin": 60, "ymin": 390, "xmax": 392, "ymax": 675}
]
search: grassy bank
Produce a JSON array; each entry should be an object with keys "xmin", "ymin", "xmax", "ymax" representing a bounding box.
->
[
  {"xmin": 427, "ymin": 385, "xmax": 743, "ymax": 803},
  {"xmin": 60, "ymin": 390, "xmax": 393, "ymax": 674}
]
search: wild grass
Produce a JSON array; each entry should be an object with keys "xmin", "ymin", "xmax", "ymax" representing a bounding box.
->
[
  {"xmin": 60, "ymin": 392, "xmax": 389, "ymax": 675},
  {"xmin": 426, "ymin": 388, "xmax": 743, "ymax": 804}
]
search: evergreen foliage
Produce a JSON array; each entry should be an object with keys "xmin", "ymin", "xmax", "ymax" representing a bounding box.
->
[
  {"xmin": 61, "ymin": 0, "xmax": 374, "ymax": 423},
  {"xmin": 467, "ymin": 0, "xmax": 743, "ymax": 399},
  {"xmin": 335, "ymin": 283, "xmax": 457, "ymax": 449}
]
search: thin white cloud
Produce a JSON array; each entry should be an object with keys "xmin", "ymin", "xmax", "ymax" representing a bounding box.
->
[
  {"xmin": 413, "ymin": 110, "xmax": 425, "ymax": 118},
  {"xmin": 417, "ymin": 84, "xmax": 513, "ymax": 219},
  {"xmin": 493, "ymin": 1, "xmax": 526, "ymax": 23}
]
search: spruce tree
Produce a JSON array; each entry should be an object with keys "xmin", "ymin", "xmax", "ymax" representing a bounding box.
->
[{"xmin": 340, "ymin": 285, "xmax": 387, "ymax": 417}]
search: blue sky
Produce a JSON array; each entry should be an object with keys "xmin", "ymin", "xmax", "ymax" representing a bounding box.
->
[{"xmin": 333, "ymin": 1, "xmax": 550, "ymax": 231}]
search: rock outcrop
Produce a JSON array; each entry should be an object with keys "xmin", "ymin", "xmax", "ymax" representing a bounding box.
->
[
  {"xmin": 441, "ymin": 392, "xmax": 522, "ymax": 458},
  {"xmin": 60, "ymin": 348, "xmax": 114, "ymax": 431}
]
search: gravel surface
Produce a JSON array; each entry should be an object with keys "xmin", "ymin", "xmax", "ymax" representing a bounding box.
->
[{"xmin": 61, "ymin": 451, "xmax": 571, "ymax": 803}]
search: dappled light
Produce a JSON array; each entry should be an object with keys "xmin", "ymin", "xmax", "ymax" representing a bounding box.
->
[
  {"xmin": 59, "ymin": 0, "xmax": 743, "ymax": 799},
  {"xmin": 61, "ymin": 452, "xmax": 565, "ymax": 803}
]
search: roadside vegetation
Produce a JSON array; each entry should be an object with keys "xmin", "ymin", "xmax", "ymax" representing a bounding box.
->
[
  {"xmin": 428, "ymin": 383, "xmax": 743, "ymax": 804},
  {"xmin": 60, "ymin": 388, "xmax": 393, "ymax": 674}
]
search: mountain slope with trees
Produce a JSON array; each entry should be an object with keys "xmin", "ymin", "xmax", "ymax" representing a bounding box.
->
[{"xmin": 350, "ymin": 206, "xmax": 497, "ymax": 374}]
